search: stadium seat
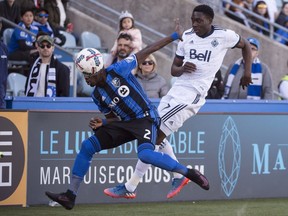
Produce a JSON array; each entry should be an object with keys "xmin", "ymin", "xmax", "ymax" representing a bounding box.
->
[
  {"xmin": 59, "ymin": 31, "xmax": 77, "ymax": 48},
  {"xmin": 6, "ymin": 73, "xmax": 27, "ymax": 96},
  {"xmin": 80, "ymin": 31, "xmax": 102, "ymax": 49},
  {"xmin": 2, "ymin": 28, "xmax": 14, "ymax": 46}
]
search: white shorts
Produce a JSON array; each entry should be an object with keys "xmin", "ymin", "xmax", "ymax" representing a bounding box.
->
[{"xmin": 158, "ymin": 90, "xmax": 206, "ymax": 136}]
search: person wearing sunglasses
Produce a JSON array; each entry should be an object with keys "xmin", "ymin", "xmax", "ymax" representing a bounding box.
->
[
  {"xmin": 33, "ymin": 8, "xmax": 66, "ymax": 46},
  {"xmin": 135, "ymin": 54, "xmax": 169, "ymax": 99},
  {"xmin": 25, "ymin": 34, "xmax": 70, "ymax": 97}
]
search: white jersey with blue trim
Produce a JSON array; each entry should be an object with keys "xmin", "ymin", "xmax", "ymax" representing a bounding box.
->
[{"xmin": 172, "ymin": 26, "xmax": 240, "ymax": 101}]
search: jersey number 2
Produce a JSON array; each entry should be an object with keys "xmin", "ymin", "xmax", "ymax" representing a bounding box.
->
[{"xmin": 144, "ymin": 129, "xmax": 151, "ymax": 140}]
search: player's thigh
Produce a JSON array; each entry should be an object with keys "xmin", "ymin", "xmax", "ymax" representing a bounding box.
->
[
  {"xmin": 123, "ymin": 117, "xmax": 158, "ymax": 145},
  {"xmin": 95, "ymin": 124, "xmax": 134, "ymax": 150},
  {"xmin": 159, "ymin": 95, "xmax": 205, "ymax": 135}
]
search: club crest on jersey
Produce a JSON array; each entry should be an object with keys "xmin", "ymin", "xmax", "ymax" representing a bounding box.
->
[
  {"xmin": 112, "ymin": 77, "xmax": 120, "ymax": 88},
  {"xmin": 211, "ymin": 39, "xmax": 219, "ymax": 47},
  {"xmin": 118, "ymin": 85, "xmax": 130, "ymax": 97}
]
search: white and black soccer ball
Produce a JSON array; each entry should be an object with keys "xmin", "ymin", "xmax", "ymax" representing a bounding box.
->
[{"xmin": 75, "ymin": 48, "xmax": 104, "ymax": 74}]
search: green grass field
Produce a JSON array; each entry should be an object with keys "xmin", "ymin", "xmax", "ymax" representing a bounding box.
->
[{"xmin": 1, "ymin": 198, "xmax": 288, "ymax": 216}]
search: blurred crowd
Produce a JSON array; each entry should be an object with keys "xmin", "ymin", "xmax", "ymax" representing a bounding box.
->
[{"xmin": 224, "ymin": 0, "xmax": 288, "ymax": 46}]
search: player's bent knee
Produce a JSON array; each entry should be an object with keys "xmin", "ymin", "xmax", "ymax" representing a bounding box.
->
[
  {"xmin": 80, "ymin": 136, "xmax": 102, "ymax": 156},
  {"xmin": 137, "ymin": 143, "xmax": 155, "ymax": 164}
]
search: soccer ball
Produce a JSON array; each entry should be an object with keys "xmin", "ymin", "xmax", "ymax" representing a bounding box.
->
[{"xmin": 75, "ymin": 48, "xmax": 104, "ymax": 74}]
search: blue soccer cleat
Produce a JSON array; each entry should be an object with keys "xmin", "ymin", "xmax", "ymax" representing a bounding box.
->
[
  {"xmin": 167, "ymin": 176, "xmax": 190, "ymax": 199},
  {"xmin": 104, "ymin": 184, "xmax": 136, "ymax": 199}
]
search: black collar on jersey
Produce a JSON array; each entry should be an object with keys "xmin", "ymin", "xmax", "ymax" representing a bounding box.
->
[{"xmin": 199, "ymin": 25, "xmax": 215, "ymax": 38}]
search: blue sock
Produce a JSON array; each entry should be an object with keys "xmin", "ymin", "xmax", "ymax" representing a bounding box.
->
[
  {"xmin": 137, "ymin": 143, "xmax": 188, "ymax": 175},
  {"xmin": 69, "ymin": 136, "xmax": 101, "ymax": 194}
]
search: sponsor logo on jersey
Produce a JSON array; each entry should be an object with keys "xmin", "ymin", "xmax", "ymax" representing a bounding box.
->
[
  {"xmin": 118, "ymin": 85, "xmax": 130, "ymax": 97},
  {"xmin": 190, "ymin": 49, "xmax": 211, "ymax": 62}
]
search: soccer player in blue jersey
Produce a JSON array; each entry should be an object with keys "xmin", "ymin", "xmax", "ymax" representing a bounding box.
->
[{"xmin": 45, "ymin": 20, "xmax": 209, "ymax": 210}]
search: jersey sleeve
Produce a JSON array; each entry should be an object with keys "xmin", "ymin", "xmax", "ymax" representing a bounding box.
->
[
  {"xmin": 111, "ymin": 54, "xmax": 138, "ymax": 78},
  {"xmin": 224, "ymin": 29, "xmax": 241, "ymax": 49}
]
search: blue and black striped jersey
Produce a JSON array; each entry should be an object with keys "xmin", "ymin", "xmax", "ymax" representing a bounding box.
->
[{"xmin": 92, "ymin": 54, "xmax": 159, "ymax": 121}]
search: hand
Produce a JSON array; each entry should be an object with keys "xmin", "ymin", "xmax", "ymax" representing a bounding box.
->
[
  {"xmin": 239, "ymin": 74, "xmax": 253, "ymax": 89},
  {"xmin": 182, "ymin": 62, "xmax": 197, "ymax": 73},
  {"xmin": 174, "ymin": 18, "xmax": 184, "ymax": 41},
  {"xmin": 89, "ymin": 117, "xmax": 103, "ymax": 130}
]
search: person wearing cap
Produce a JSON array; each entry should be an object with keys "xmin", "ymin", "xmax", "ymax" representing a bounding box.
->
[
  {"xmin": 223, "ymin": 37, "xmax": 273, "ymax": 99},
  {"xmin": 25, "ymin": 33, "xmax": 70, "ymax": 97},
  {"xmin": 0, "ymin": 19, "xmax": 9, "ymax": 109},
  {"xmin": 110, "ymin": 10, "xmax": 142, "ymax": 57}
]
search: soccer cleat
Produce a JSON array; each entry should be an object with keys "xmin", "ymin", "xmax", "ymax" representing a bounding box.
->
[
  {"xmin": 167, "ymin": 176, "xmax": 190, "ymax": 199},
  {"xmin": 104, "ymin": 184, "xmax": 136, "ymax": 199},
  {"xmin": 186, "ymin": 168, "xmax": 210, "ymax": 190},
  {"xmin": 45, "ymin": 190, "xmax": 76, "ymax": 210}
]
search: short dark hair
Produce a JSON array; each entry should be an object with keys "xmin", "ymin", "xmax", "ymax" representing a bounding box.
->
[
  {"xmin": 193, "ymin": 4, "xmax": 214, "ymax": 20},
  {"xmin": 117, "ymin": 33, "xmax": 133, "ymax": 41},
  {"xmin": 20, "ymin": 7, "xmax": 35, "ymax": 17}
]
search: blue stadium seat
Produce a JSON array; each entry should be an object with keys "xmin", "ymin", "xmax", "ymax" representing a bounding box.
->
[{"xmin": 80, "ymin": 31, "xmax": 102, "ymax": 48}]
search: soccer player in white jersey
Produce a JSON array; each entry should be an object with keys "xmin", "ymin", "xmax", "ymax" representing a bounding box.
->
[{"xmin": 104, "ymin": 4, "xmax": 253, "ymax": 199}]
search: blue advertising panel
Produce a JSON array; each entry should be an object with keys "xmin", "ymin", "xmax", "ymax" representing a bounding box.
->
[{"xmin": 26, "ymin": 111, "xmax": 288, "ymax": 205}]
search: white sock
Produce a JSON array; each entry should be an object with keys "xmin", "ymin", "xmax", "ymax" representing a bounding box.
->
[
  {"xmin": 159, "ymin": 139, "xmax": 182, "ymax": 179},
  {"xmin": 125, "ymin": 146, "xmax": 160, "ymax": 192}
]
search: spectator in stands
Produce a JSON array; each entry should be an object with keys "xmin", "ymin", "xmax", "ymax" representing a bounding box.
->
[
  {"xmin": 275, "ymin": 2, "xmax": 288, "ymax": 28},
  {"xmin": 278, "ymin": 73, "xmax": 288, "ymax": 100},
  {"xmin": 105, "ymin": 33, "xmax": 133, "ymax": 67},
  {"xmin": 274, "ymin": 17, "xmax": 288, "ymax": 46},
  {"xmin": 206, "ymin": 70, "xmax": 224, "ymax": 99},
  {"xmin": 25, "ymin": 34, "xmax": 70, "ymax": 97},
  {"xmin": 253, "ymin": 0, "xmax": 278, "ymax": 23},
  {"xmin": 110, "ymin": 11, "xmax": 142, "ymax": 58},
  {"xmin": 243, "ymin": 0, "xmax": 254, "ymax": 12},
  {"xmin": 0, "ymin": 0, "xmax": 21, "ymax": 38},
  {"xmin": 135, "ymin": 54, "xmax": 169, "ymax": 98},
  {"xmin": 34, "ymin": 8, "xmax": 66, "ymax": 46},
  {"xmin": 17, "ymin": 0, "xmax": 44, "ymax": 10},
  {"xmin": 8, "ymin": 7, "xmax": 38, "ymax": 63},
  {"xmin": 0, "ymin": 19, "xmax": 9, "ymax": 109},
  {"xmin": 251, "ymin": 1, "xmax": 270, "ymax": 36},
  {"xmin": 223, "ymin": 37, "xmax": 273, "ymax": 100},
  {"xmin": 44, "ymin": 0, "xmax": 74, "ymax": 34},
  {"xmin": 225, "ymin": 0, "xmax": 250, "ymax": 27}
]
